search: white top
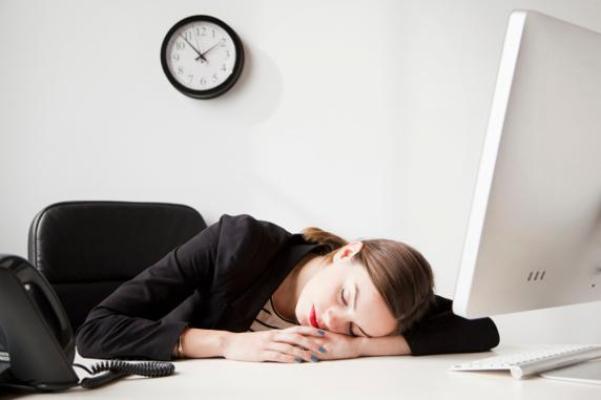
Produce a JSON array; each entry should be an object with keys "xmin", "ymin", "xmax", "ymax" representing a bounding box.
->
[{"xmin": 247, "ymin": 296, "xmax": 298, "ymax": 332}]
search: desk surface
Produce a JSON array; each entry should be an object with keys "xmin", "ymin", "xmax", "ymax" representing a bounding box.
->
[{"xmin": 3, "ymin": 346, "xmax": 600, "ymax": 399}]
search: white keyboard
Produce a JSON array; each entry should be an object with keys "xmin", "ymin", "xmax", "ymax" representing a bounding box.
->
[{"xmin": 450, "ymin": 345, "xmax": 601, "ymax": 379}]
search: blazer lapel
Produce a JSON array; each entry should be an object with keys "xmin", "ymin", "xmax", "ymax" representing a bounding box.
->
[{"xmin": 222, "ymin": 237, "xmax": 321, "ymax": 332}]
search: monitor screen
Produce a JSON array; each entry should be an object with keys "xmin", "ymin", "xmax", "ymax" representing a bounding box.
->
[{"xmin": 453, "ymin": 10, "xmax": 601, "ymax": 318}]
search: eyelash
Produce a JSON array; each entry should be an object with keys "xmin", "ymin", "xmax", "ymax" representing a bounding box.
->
[{"xmin": 341, "ymin": 288, "xmax": 357, "ymax": 337}]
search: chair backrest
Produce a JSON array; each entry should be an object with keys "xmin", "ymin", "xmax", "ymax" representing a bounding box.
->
[{"xmin": 27, "ymin": 200, "xmax": 206, "ymax": 331}]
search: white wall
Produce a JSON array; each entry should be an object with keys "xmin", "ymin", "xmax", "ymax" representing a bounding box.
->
[{"xmin": 1, "ymin": 0, "xmax": 600, "ymax": 345}]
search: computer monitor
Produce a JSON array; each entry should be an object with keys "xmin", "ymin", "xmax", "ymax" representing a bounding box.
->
[{"xmin": 453, "ymin": 10, "xmax": 601, "ymax": 318}]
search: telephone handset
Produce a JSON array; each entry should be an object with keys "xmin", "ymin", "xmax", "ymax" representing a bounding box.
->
[
  {"xmin": 19, "ymin": 260, "xmax": 75, "ymax": 357},
  {"xmin": 0, "ymin": 254, "xmax": 78, "ymax": 391},
  {"xmin": 0, "ymin": 254, "xmax": 174, "ymax": 392}
]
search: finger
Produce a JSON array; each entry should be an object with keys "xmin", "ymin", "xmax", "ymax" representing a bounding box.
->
[
  {"xmin": 262, "ymin": 350, "xmax": 298, "ymax": 363},
  {"xmin": 284, "ymin": 325, "xmax": 327, "ymax": 338},
  {"xmin": 267, "ymin": 341, "xmax": 315, "ymax": 362},
  {"xmin": 273, "ymin": 332, "xmax": 327, "ymax": 357}
]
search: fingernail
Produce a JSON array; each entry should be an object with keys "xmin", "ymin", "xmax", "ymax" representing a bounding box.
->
[
  {"xmin": 311, "ymin": 354, "xmax": 319, "ymax": 362},
  {"xmin": 318, "ymin": 346, "xmax": 326, "ymax": 353},
  {"xmin": 295, "ymin": 357, "xmax": 304, "ymax": 363},
  {"xmin": 318, "ymin": 330, "xmax": 325, "ymax": 336}
]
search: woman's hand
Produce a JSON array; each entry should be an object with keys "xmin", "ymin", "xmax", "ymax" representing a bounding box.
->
[
  {"xmin": 222, "ymin": 325, "xmax": 328, "ymax": 363},
  {"xmin": 314, "ymin": 330, "xmax": 363, "ymax": 361}
]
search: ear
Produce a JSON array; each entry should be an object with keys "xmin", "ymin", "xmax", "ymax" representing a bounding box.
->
[{"xmin": 333, "ymin": 241, "xmax": 363, "ymax": 263}]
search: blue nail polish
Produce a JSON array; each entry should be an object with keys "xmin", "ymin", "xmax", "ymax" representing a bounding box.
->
[
  {"xmin": 311, "ymin": 354, "xmax": 319, "ymax": 362},
  {"xmin": 319, "ymin": 346, "xmax": 326, "ymax": 353},
  {"xmin": 318, "ymin": 330, "xmax": 325, "ymax": 336}
]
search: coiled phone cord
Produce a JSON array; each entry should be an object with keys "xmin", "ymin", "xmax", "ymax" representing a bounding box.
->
[
  {"xmin": 0, "ymin": 361, "xmax": 175, "ymax": 392},
  {"xmin": 74, "ymin": 360, "xmax": 175, "ymax": 389}
]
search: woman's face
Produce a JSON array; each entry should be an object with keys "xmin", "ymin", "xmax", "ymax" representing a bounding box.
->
[{"xmin": 294, "ymin": 242, "xmax": 398, "ymax": 338}]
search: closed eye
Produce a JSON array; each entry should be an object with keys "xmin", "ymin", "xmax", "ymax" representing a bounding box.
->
[{"xmin": 341, "ymin": 288, "xmax": 357, "ymax": 337}]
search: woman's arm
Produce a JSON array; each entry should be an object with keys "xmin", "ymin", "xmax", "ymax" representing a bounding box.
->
[
  {"xmin": 358, "ymin": 335, "xmax": 411, "ymax": 357},
  {"xmin": 177, "ymin": 328, "xmax": 233, "ymax": 358},
  {"xmin": 75, "ymin": 220, "xmax": 221, "ymax": 361},
  {"xmin": 402, "ymin": 295, "xmax": 500, "ymax": 355},
  {"xmin": 76, "ymin": 214, "xmax": 277, "ymax": 360},
  {"xmin": 355, "ymin": 296, "xmax": 498, "ymax": 358}
]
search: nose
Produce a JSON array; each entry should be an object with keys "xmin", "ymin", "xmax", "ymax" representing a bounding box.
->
[{"xmin": 323, "ymin": 308, "xmax": 349, "ymax": 334}]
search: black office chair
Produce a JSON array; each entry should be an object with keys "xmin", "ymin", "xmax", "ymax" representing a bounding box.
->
[{"xmin": 27, "ymin": 200, "xmax": 207, "ymax": 332}]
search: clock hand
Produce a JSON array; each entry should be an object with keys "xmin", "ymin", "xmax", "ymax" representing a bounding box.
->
[
  {"xmin": 198, "ymin": 40, "xmax": 222, "ymax": 59},
  {"xmin": 194, "ymin": 36, "xmax": 205, "ymax": 61},
  {"xmin": 180, "ymin": 35, "xmax": 207, "ymax": 63}
]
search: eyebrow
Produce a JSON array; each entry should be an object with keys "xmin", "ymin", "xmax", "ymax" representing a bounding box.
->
[{"xmin": 353, "ymin": 283, "xmax": 372, "ymax": 338}]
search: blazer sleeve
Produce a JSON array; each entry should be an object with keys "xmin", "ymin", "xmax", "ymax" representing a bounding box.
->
[
  {"xmin": 403, "ymin": 295, "xmax": 500, "ymax": 356},
  {"xmin": 76, "ymin": 215, "xmax": 223, "ymax": 361}
]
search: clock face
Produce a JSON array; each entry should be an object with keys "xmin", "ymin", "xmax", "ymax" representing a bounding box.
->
[{"xmin": 161, "ymin": 16, "xmax": 244, "ymax": 99}]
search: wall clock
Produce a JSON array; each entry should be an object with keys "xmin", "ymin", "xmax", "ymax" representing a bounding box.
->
[{"xmin": 160, "ymin": 15, "xmax": 245, "ymax": 99}]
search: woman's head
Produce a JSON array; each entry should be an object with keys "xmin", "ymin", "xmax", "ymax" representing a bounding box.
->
[{"xmin": 294, "ymin": 227, "xmax": 435, "ymax": 338}]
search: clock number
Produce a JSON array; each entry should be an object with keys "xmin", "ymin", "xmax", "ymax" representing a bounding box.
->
[
  {"xmin": 177, "ymin": 66, "xmax": 184, "ymax": 75},
  {"xmin": 187, "ymin": 74, "xmax": 193, "ymax": 84},
  {"xmin": 184, "ymin": 30, "xmax": 192, "ymax": 41},
  {"xmin": 212, "ymin": 29, "xmax": 216, "ymax": 38},
  {"xmin": 212, "ymin": 73, "xmax": 218, "ymax": 82},
  {"xmin": 221, "ymin": 63, "xmax": 227, "ymax": 72},
  {"xmin": 220, "ymin": 38, "xmax": 227, "ymax": 47},
  {"xmin": 225, "ymin": 50, "xmax": 230, "ymax": 58},
  {"xmin": 200, "ymin": 77, "xmax": 207, "ymax": 86},
  {"xmin": 175, "ymin": 40, "xmax": 185, "ymax": 50},
  {"xmin": 200, "ymin": 26, "xmax": 207, "ymax": 36},
  {"xmin": 172, "ymin": 53, "xmax": 180, "ymax": 61}
]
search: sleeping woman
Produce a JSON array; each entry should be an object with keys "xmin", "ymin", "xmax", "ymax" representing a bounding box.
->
[{"xmin": 76, "ymin": 214, "xmax": 499, "ymax": 363}]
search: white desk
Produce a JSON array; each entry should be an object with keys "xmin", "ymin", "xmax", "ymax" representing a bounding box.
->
[{"xmin": 4, "ymin": 346, "xmax": 600, "ymax": 399}]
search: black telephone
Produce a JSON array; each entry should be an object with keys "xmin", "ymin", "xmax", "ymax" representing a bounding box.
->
[{"xmin": 0, "ymin": 254, "xmax": 174, "ymax": 392}]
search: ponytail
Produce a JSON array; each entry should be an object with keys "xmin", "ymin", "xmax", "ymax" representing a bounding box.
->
[{"xmin": 301, "ymin": 227, "xmax": 347, "ymax": 261}]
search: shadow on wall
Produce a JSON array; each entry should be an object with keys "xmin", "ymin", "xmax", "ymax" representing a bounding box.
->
[
  {"xmin": 247, "ymin": 173, "xmax": 325, "ymax": 225},
  {"xmin": 197, "ymin": 45, "xmax": 283, "ymax": 125}
]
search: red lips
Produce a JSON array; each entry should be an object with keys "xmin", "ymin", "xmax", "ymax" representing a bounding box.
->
[{"xmin": 310, "ymin": 305, "xmax": 320, "ymax": 329}]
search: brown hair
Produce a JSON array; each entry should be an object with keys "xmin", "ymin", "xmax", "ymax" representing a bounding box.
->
[{"xmin": 301, "ymin": 227, "xmax": 435, "ymax": 334}]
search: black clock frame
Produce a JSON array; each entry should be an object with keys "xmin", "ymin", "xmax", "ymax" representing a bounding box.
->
[{"xmin": 160, "ymin": 15, "xmax": 245, "ymax": 99}]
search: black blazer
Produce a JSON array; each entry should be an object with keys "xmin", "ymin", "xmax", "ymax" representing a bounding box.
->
[{"xmin": 75, "ymin": 214, "xmax": 499, "ymax": 361}]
